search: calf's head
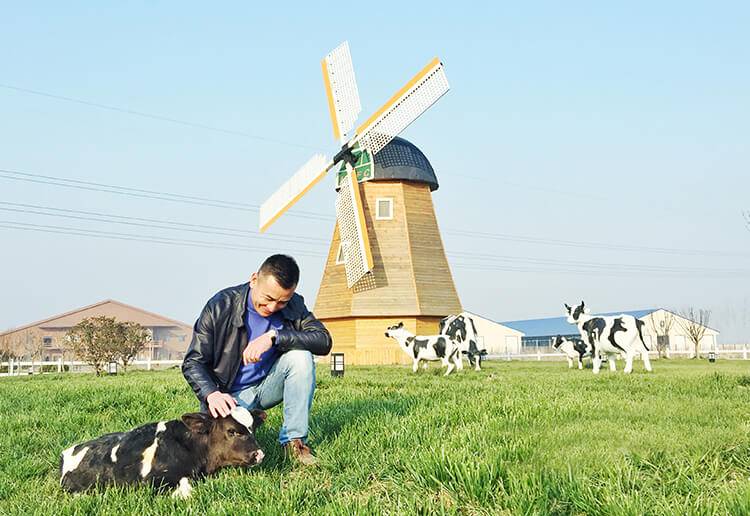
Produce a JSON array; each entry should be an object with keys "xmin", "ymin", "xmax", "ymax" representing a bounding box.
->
[
  {"xmin": 181, "ymin": 407, "xmax": 267, "ymax": 473},
  {"xmin": 552, "ymin": 335, "xmax": 564, "ymax": 349},
  {"xmin": 384, "ymin": 322, "xmax": 406, "ymax": 339},
  {"xmin": 564, "ymin": 301, "xmax": 589, "ymax": 324}
]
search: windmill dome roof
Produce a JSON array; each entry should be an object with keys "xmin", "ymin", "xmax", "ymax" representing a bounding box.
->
[{"xmin": 371, "ymin": 137, "xmax": 438, "ymax": 191}]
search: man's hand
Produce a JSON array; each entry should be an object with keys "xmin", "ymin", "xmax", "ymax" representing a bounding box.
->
[
  {"xmin": 242, "ymin": 330, "xmax": 275, "ymax": 365},
  {"xmin": 206, "ymin": 391, "xmax": 237, "ymax": 418}
]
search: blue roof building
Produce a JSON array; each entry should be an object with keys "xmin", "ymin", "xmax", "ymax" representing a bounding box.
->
[{"xmin": 500, "ymin": 309, "xmax": 659, "ymax": 347}]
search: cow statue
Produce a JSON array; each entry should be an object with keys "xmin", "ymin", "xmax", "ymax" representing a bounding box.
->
[
  {"xmin": 552, "ymin": 335, "xmax": 591, "ymax": 369},
  {"xmin": 565, "ymin": 301, "xmax": 653, "ymax": 374},
  {"xmin": 60, "ymin": 406, "xmax": 266, "ymax": 498},
  {"xmin": 439, "ymin": 313, "xmax": 488, "ymax": 371},
  {"xmin": 385, "ymin": 322, "xmax": 464, "ymax": 376}
]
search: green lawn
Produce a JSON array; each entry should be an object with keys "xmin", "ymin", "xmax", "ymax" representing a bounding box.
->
[{"xmin": 1, "ymin": 360, "xmax": 749, "ymax": 515}]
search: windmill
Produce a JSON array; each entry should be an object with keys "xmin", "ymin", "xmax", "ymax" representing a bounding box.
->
[{"xmin": 260, "ymin": 42, "xmax": 462, "ymax": 364}]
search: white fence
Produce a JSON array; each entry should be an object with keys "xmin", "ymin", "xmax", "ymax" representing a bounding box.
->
[
  {"xmin": 485, "ymin": 348, "xmax": 749, "ymax": 362},
  {"xmin": 1, "ymin": 348, "xmax": 748, "ymax": 377},
  {"xmin": 0, "ymin": 358, "xmax": 183, "ymax": 377}
]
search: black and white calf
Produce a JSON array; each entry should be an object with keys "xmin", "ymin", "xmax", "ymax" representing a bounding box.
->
[
  {"xmin": 439, "ymin": 313, "xmax": 487, "ymax": 371},
  {"xmin": 552, "ymin": 335, "xmax": 591, "ymax": 369},
  {"xmin": 565, "ymin": 301, "xmax": 652, "ymax": 374},
  {"xmin": 385, "ymin": 322, "xmax": 464, "ymax": 375},
  {"xmin": 60, "ymin": 406, "xmax": 266, "ymax": 498}
]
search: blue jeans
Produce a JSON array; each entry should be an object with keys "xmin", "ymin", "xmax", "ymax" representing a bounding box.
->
[{"xmin": 230, "ymin": 350, "xmax": 316, "ymax": 445}]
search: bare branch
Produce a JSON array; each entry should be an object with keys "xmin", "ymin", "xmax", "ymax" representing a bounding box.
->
[{"xmin": 677, "ymin": 307, "xmax": 711, "ymax": 359}]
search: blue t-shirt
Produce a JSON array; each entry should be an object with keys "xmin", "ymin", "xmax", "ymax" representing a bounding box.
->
[{"xmin": 230, "ymin": 289, "xmax": 284, "ymax": 392}]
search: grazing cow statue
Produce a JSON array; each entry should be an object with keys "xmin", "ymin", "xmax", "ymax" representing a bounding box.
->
[
  {"xmin": 60, "ymin": 406, "xmax": 266, "ymax": 498},
  {"xmin": 552, "ymin": 335, "xmax": 591, "ymax": 369},
  {"xmin": 565, "ymin": 301, "xmax": 653, "ymax": 374},
  {"xmin": 439, "ymin": 313, "xmax": 488, "ymax": 371},
  {"xmin": 385, "ymin": 322, "xmax": 464, "ymax": 376}
]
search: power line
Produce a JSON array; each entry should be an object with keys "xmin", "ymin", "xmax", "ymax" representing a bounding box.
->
[
  {"xmin": 442, "ymin": 229, "xmax": 750, "ymax": 258},
  {"xmin": 0, "ymin": 202, "xmax": 329, "ymax": 245},
  {"xmin": 4, "ymin": 199, "xmax": 745, "ymax": 274},
  {"xmin": 448, "ymin": 261, "xmax": 750, "ymax": 278},
  {"xmin": 0, "ymin": 169, "xmax": 334, "ymax": 221},
  {"xmin": 445, "ymin": 250, "xmax": 750, "ymax": 274},
  {"xmin": 0, "ymin": 221, "xmax": 327, "ymax": 258},
  {"xmin": 2, "ymin": 213, "xmax": 747, "ymax": 278},
  {"xmin": 2, "ymin": 166, "xmax": 748, "ymax": 259},
  {"xmin": 2, "ymin": 220, "xmax": 742, "ymax": 278},
  {"xmin": 0, "ymin": 83, "xmax": 323, "ymax": 151}
]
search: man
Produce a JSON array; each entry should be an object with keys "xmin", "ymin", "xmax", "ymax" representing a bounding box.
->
[{"xmin": 182, "ymin": 254, "xmax": 332, "ymax": 465}]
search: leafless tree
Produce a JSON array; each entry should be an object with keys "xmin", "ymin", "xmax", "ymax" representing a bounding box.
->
[
  {"xmin": 0, "ymin": 333, "xmax": 19, "ymax": 361},
  {"xmin": 648, "ymin": 310, "xmax": 675, "ymax": 358},
  {"xmin": 21, "ymin": 330, "xmax": 45, "ymax": 373},
  {"xmin": 744, "ymin": 211, "xmax": 750, "ymax": 232},
  {"xmin": 677, "ymin": 308, "xmax": 711, "ymax": 359}
]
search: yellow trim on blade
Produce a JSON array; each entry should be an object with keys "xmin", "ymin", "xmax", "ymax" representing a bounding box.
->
[
  {"xmin": 321, "ymin": 57, "xmax": 341, "ymax": 142},
  {"xmin": 348, "ymin": 170, "xmax": 374, "ymax": 271},
  {"xmin": 355, "ymin": 57, "xmax": 440, "ymax": 136},
  {"xmin": 259, "ymin": 167, "xmax": 330, "ymax": 233}
]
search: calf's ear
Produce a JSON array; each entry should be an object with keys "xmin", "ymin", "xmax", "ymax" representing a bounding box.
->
[
  {"xmin": 182, "ymin": 412, "xmax": 215, "ymax": 434},
  {"xmin": 250, "ymin": 409, "xmax": 267, "ymax": 429}
]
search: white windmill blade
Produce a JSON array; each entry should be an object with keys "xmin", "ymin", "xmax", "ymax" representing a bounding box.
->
[
  {"xmin": 259, "ymin": 154, "xmax": 333, "ymax": 233},
  {"xmin": 335, "ymin": 169, "xmax": 373, "ymax": 287},
  {"xmin": 353, "ymin": 57, "xmax": 449, "ymax": 156},
  {"xmin": 322, "ymin": 41, "xmax": 362, "ymax": 143}
]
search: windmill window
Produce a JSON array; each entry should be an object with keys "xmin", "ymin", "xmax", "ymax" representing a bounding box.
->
[{"xmin": 376, "ymin": 198, "xmax": 393, "ymax": 220}]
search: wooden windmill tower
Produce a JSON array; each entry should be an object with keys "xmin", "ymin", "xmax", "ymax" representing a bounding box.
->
[{"xmin": 259, "ymin": 42, "xmax": 461, "ymax": 364}]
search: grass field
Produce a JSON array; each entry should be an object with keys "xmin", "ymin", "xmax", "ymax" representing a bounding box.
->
[{"xmin": 1, "ymin": 359, "xmax": 749, "ymax": 515}]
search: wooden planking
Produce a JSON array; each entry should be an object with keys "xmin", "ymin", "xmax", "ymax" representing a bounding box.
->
[
  {"xmin": 315, "ymin": 181, "xmax": 421, "ymax": 317},
  {"xmin": 313, "ymin": 224, "xmax": 353, "ymax": 317},
  {"xmin": 403, "ymin": 183, "xmax": 463, "ymax": 315},
  {"xmin": 313, "ymin": 172, "xmax": 463, "ymax": 364}
]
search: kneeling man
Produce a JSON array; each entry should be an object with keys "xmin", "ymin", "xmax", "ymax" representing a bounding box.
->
[{"xmin": 182, "ymin": 254, "xmax": 332, "ymax": 465}]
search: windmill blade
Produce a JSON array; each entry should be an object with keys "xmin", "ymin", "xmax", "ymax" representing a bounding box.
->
[
  {"xmin": 353, "ymin": 58, "xmax": 449, "ymax": 156},
  {"xmin": 259, "ymin": 154, "xmax": 333, "ymax": 232},
  {"xmin": 335, "ymin": 169, "xmax": 374, "ymax": 287},
  {"xmin": 322, "ymin": 41, "xmax": 362, "ymax": 143}
]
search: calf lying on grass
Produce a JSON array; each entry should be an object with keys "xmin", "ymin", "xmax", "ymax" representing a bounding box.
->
[
  {"xmin": 385, "ymin": 322, "xmax": 464, "ymax": 376},
  {"xmin": 60, "ymin": 406, "xmax": 266, "ymax": 499}
]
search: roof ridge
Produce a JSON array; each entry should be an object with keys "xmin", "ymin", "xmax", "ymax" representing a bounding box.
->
[{"xmin": 0, "ymin": 299, "xmax": 190, "ymax": 336}]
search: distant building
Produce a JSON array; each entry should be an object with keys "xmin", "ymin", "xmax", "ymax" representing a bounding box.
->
[
  {"xmin": 0, "ymin": 299, "xmax": 192, "ymax": 361},
  {"xmin": 459, "ymin": 311, "xmax": 525, "ymax": 355},
  {"xmin": 501, "ymin": 308, "xmax": 720, "ymax": 354}
]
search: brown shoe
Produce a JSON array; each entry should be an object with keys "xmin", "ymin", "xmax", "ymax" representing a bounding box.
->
[{"xmin": 284, "ymin": 439, "xmax": 318, "ymax": 466}]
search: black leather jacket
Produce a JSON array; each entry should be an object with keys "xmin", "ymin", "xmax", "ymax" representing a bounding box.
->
[{"xmin": 182, "ymin": 282, "xmax": 332, "ymax": 403}]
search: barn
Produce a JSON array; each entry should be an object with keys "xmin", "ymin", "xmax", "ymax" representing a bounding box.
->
[{"xmin": 0, "ymin": 299, "xmax": 192, "ymax": 362}]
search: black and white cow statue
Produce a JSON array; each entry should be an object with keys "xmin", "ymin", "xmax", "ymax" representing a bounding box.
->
[
  {"xmin": 385, "ymin": 322, "xmax": 464, "ymax": 376},
  {"xmin": 60, "ymin": 406, "xmax": 266, "ymax": 498},
  {"xmin": 439, "ymin": 313, "xmax": 488, "ymax": 371},
  {"xmin": 565, "ymin": 301, "xmax": 653, "ymax": 374},
  {"xmin": 552, "ymin": 335, "xmax": 591, "ymax": 369}
]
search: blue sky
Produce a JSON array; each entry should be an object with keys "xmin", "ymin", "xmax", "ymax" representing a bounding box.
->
[{"xmin": 2, "ymin": 2, "xmax": 749, "ymax": 342}]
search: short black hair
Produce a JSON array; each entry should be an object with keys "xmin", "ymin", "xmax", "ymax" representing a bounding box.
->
[{"xmin": 258, "ymin": 254, "xmax": 299, "ymax": 289}]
